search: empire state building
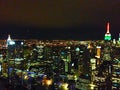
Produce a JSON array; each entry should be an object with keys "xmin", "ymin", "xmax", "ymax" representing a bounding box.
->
[{"xmin": 104, "ymin": 22, "xmax": 111, "ymax": 41}]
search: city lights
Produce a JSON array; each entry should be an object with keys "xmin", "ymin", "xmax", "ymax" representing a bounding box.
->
[{"xmin": 0, "ymin": 21, "xmax": 120, "ymax": 89}]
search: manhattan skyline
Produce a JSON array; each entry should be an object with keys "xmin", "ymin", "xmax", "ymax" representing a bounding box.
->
[{"xmin": 0, "ymin": 0, "xmax": 120, "ymax": 40}]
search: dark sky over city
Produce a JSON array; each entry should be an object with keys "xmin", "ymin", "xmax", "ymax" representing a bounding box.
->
[{"xmin": 0, "ymin": 0, "xmax": 120, "ymax": 40}]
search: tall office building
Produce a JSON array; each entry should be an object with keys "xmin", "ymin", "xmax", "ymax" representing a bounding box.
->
[{"xmin": 104, "ymin": 22, "xmax": 111, "ymax": 40}]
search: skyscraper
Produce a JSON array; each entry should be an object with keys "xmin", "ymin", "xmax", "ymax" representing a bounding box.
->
[{"xmin": 104, "ymin": 22, "xmax": 111, "ymax": 40}]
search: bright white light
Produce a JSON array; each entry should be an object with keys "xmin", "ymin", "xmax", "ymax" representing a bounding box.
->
[
  {"xmin": 75, "ymin": 47, "xmax": 80, "ymax": 52},
  {"xmin": 21, "ymin": 42, "xmax": 24, "ymax": 45},
  {"xmin": 9, "ymin": 41, "xmax": 15, "ymax": 45},
  {"xmin": 67, "ymin": 47, "xmax": 71, "ymax": 49},
  {"xmin": 72, "ymin": 63, "xmax": 74, "ymax": 66},
  {"xmin": 96, "ymin": 46, "xmax": 101, "ymax": 48}
]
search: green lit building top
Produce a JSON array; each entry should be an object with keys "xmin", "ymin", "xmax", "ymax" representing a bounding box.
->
[{"xmin": 104, "ymin": 33, "xmax": 111, "ymax": 40}]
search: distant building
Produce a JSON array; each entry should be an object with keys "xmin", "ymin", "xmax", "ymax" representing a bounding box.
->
[
  {"xmin": 102, "ymin": 45, "xmax": 111, "ymax": 61},
  {"xmin": 0, "ymin": 40, "xmax": 6, "ymax": 49},
  {"xmin": 104, "ymin": 22, "xmax": 111, "ymax": 41}
]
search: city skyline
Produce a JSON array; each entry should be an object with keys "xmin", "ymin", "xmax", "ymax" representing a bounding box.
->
[
  {"xmin": 0, "ymin": 0, "xmax": 120, "ymax": 40},
  {"xmin": 0, "ymin": 22, "xmax": 120, "ymax": 40}
]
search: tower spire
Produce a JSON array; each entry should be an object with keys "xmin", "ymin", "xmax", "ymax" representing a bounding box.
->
[
  {"xmin": 107, "ymin": 22, "xmax": 110, "ymax": 33},
  {"xmin": 7, "ymin": 34, "xmax": 11, "ymax": 41},
  {"xmin": 104, "ymin": 22, "xmax": 111, "ymax": 41}
]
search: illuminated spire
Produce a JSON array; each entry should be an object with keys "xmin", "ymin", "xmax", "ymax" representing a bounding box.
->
[
  {"xmin": 104, "ymin": 22, "xmax": 111, "ymax": 41},
  {"xmin": 7, "ymin": 34, "xmax": 11, "ymax": 41},
  {"xmin": 106, "ymin": 22, "xmax": 110, "ymax": 33},
  {"xmin": 6, "ymin": 34, "xmax": 15, "ymax": 46}
]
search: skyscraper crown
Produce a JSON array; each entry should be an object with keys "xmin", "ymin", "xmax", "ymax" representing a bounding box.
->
[
  {"xmin": 106, "ymin": 22, "xmax": 110, "ymax": 33},
  {"xmin": 104, "ymin": 22, "xmax": 111, "ymax": 40}
]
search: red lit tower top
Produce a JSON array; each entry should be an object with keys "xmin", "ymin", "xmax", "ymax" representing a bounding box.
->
[{"xmin": 106, "ymin": 22, "xmax": 110, "ymax": 33}]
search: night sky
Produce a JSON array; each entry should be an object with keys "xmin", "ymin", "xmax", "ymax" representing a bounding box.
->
[{"xmin": 0, "ymin": 0, "xmax": 120, "ymax": 40}]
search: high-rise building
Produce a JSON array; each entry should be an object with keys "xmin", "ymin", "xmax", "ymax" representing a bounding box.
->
[{"xmin": 104, "ymin": 22, "xmax": 111, "ymax": 40}]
